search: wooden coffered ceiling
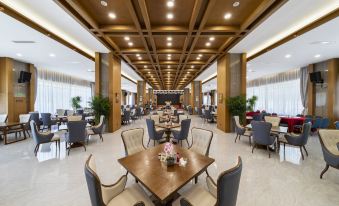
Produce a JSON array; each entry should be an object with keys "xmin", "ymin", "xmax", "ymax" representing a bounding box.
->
[{"xmin": 56, "ymin": 0, "xmax": 287, "ymax": 90}]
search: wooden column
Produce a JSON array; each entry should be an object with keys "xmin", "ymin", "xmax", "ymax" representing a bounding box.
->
[
  {"xmin": 148, "ymin": 88, "xmax": 153, "ymax": 104},
  {"xmin": 210, "ymin": 90, "xmax": 216, "ymax": 105},
  {"xmin": 307, "ymin": 64, "xmax": 315, "ymax": 116},
  {"xmin": 184, "ymin": 88, "xmax": 190, "ymax": 106},
  {"xmin": 28, "ymin": 64, "xmax": 36, "ymax": 112},
  {"xmin": 137, "ymin": 81, "xmax": 146, "ymax": 106},
  {"xmin": 190, "ymin": 81, "xmax": 202, "ymax": 114},
  {"xmin": 95, "ymin": 52, "xmax": 121, "ymax": 132},
  {"xmin": 327, "ymin": 59, "xmax": 339, "ymax": 128},
  {"xmin": 0, "ymin": 57, "xmax": 13, "ymax": 120},
  {"xmin": 217, "ymin": 53, "xmax": 247, "ymax": 133}
]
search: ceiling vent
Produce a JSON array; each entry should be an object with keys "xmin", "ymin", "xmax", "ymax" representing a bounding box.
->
[{"xmin": 12, "ymin": 40, "xmax": 36, "ymax": 44}]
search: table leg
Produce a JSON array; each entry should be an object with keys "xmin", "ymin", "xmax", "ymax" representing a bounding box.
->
[
  {"xmin": 22, "ymin": 124, "xmax": 27, "ymax": 139},
  {"xmin": 4, "ymin": 127, "xmax": 8, "ymax": 145}
]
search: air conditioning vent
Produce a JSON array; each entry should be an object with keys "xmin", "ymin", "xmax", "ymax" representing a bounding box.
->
[{"xmin": 12, "ymin": 41, "xmax": 36, "ymax": 44}]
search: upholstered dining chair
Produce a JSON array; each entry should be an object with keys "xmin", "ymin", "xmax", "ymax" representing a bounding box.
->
[
  {"xmin": 233, "ymin": 116, "xmax": 252, "ymax": 146},
  {"xmin": 251, "ymin": 121, "xmax": 276, "ymax": 158},
  {"xmin": 178, "ymin": 157, "xmax": 242, "ymax": 206},
  {"xmin": 0, "ymin": 114, "xmax": 8, "ymax": 123},
  {"xmin": 30, "ymin": 120, "xmax": 60, "ymax": 156},
  {"xmin": 17, "ymin": 114, "xmax": 31, "ymax": 137},
  {"xmin": 172, "ymin": 119, "xmax": 191, "ymax": 147},
  {"xmin": 29, "ymin": 112, "xmax": 41, "ymax": 129},
  {"xmin": 311, "ymin": 117, "xmax": 322, "ymax": 133},
  {"xmin": 68, "ymin": 115, "xmax": 83, "ymax": 121},
  {"xmin": 87, "ymin": 115, "xmax": 105, "ymax": 142},
  {"xmin": 264, "ymin": 116, "xmax": 281, "ymax": 127},
  {"xmin": 146, "ymin": 119, "xmax": 165, "ymax": 146},
  {"xmin": 66, "ymin": 120, "xmax": 87, "ymax": 155},
  {"xmin": 84, "ymin": 154, "xmax": 153, "ymax": 206},
  {"xmin": 204, "ymin": 110, "xmax": 214, "ymax": 123},
  {"xmin": 335, "ymin": 121, "xmax": 339, "ymax": 130},
  {"xmin": 189, "ymin": 127, "xmax": 213, "ymax": 156},
  {"xmin": 121, "ymin": 128, "xmax": 146, "ymax": 156},
  {"xmin": 56, "ymin": 109, "xmax": 65, "ymax": 116},
  {"xmin": 123, "ymin": 110, "xmax": 131, "ymax": 124},
  {"xmin": 318, "ymin": 129, "xmax": 339, "ymax": 179},
  {"xmin": 178, "ymin": 115, "xmax": 188, "ymax": 123},
  {"xmin": 320, "ymin": 118, "xmax": 330, "ymax": 129},
  {"xmin": 281, "ymin": 122, "xmax": 311, "ymax": 160},
  {"xmin": 150, "ymin": 115, "xmax": 160, "ymax": 124},
  {"xmin": 41, "ymin": 113, "xmax": 57, "ymax": 131}
]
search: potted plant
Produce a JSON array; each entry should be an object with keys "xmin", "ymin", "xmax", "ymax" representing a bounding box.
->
[
  {"xmin": 71, "ymin": 96, "xmax": 82, "ymax": 112},
  {"xmin": 90, "ymin": 95, "xmax": 111, "ymax": 124},
  {"xmin": 246, "ymin": 95, "xmax": 258, "ymax": 112},
  {"xmin": 226, "ymin": 95, "xmax": 247, "ymax": 125}
]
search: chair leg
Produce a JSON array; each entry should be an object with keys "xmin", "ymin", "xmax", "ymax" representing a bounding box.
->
[
  {"xmin": 266, "ymin": 146, "xmax": 271, "ymax": 158},
  {"xmin": 251, "ymin": 143, "xmax": 256, "ymax": 153},
  {"xmin": 154, "ymin": 140, "xmax": 156, "ymax": 146},
  {"xmin": 147, "ymin": 139, "xmax": 151, "ymax": 147},
  {"xmin": 83, "ymin": 143, "xmax": 86, "ymax": 152},
  {"xmin": 34, "ymin": 144, "xmax": 39, "ymax": 156},
  {"xmin": 299, "ymin": 146, "xmax": 304, "ymax": 160},
  {"xmin": 100, "ymin": 134, "xmax": 103, "ymax": 142},
  {"xmin": 320, "ymin": 164, "xmax": 330, "ymax": 179},
  {"xmin": 181, "ymin": 140, "xmax": 183, "ymax": 147},
  {"xmin": 186, "ymin": 139, "xmax": 189, "ymax": 147},
  {"xmin": 249, "ymin": 136, "xmax": 252, "ymax": 146},
  {"xmin": 234, "ymin": 134, "xmax": 238, "ymax": 143},
  {"xmin": 194, "ymin": 176, "xmax": 198, "ymax": 184},
  {"xmin": 303, "ymin": 146, "xmax": 308, "ymax": 156}
]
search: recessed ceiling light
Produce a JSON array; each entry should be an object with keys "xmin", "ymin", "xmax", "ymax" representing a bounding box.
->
[
  {"xmin": 49, "ymin": 53, "xmax": 55, "ymax": 57},
  {"xmin": 285, "ymin": 54, "xmax": 291, "ymax": 58},
  {"xmin": 148, "ymin": 71, "xmax": 150, "ymax": 74},
  {"xmin": 167, "ymin": 36, "xmax": 172, "ymax": 41},
  {"xmin": 233, "ymin": 1, "xmax": 240, "ymax": 7},
  {"xmin": 144, "ymin": 65, "xmax": 147, "ymax": 68},
  {"xmin": 198, "ymin": 54, "xmax": 202, "ymax": 57},
  {"xmin": 168, "ymin": 72, "xmax": 170, "ymax": 74},
  {"xmin": 314, "ymin": 54, "xmax": 321, "ymax": 58},
  {"xmin": 224, "ymin": 13, "xmax": 232, "ymax": 20},
  {"xmin": 108, "ymin": 12, "xmax": 116, "ymax": 19},
  {"xmin": 209, "ymin": 37, "xmax": 215, "ymax": 41},
  {"xmin": 128, "ymin": 42, "xmax": 133, "ymax": 46},
  {"xmin": 205, "ymin": 42, "xmax": 211, "ymax": 47},
  {"xmin": 167, "ymin": 54, "xmax": 172, "ymax": 57},
  {"xmin": 124, "ymin": 36, "xmax": 130, "ymax": 41},
  {"xmin": 191, "ymin": 65, "xmax": 194, "ymax": 68},
  {"xmin": 167, "ymin": 57, "xmax": 171, "ymax": 60},
  {"xmin": 187, "ymin": 72, "xmax": 190, "ymax": 74},
  {"xmin": 167, "ymin": 13, "xmax": 174, "ymax": 20},
  {"xmin": 167, "ymin": 1, "xmax": 174, "ymax": 8},
  {"xmin": 321, "ymin": 41, "xmax": 330, "ymax": 44},
  {"xmin": 16, "ymin": 53, "xmax": 22, "ymax": 57},
  {"xmin": 100, "ymin": 0, "xmax": 108, "ymax": 7},
  {"xmin": 167, "ymin": 65, "xmax": 171, "ymax": 68},
  {"xmin": 136, "ymin": 54, "xmax": 140, "ymax": 57},
  {"xmin": 138, "ymin": 57, "xmax": 142, "ymax": 60},
  {"xmin": 196, "ymin": 57, "xmax": 201, "ymax": 60},
  {"xmin": 167, "ymin": 42, "xmax": 172, "ymax": 46}
]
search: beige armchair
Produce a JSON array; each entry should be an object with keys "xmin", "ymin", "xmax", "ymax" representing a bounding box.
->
[
  {"xmin": 189, "ymin": 127, "xmax": 213, "ymax": 156},
  {"xmin": 121, "ymin": 128, "xmax": 146, "ymax": 156},
  {"xmin": 84, "ymin": 154, "xmax": 153, "ymax": 206}
]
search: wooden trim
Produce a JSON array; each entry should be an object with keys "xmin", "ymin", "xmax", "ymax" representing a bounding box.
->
[
  {"xmin": 327, "ymin": 59, "xmax": 338, "ymax": 128},
  {"xmin": 240, "ymin": 53, "xmax": 247, "ymax": 96},
  {"xmin": 248, "ymin": 8, "xmax": 339, "ymax": 61},
  {"xmin": 0, "ymin": 2, "xmax": 94, "ymax": 61},
  {"xmin": 121, "ymin": 74, "xmax": 137, "ymax": 85},
  {"xmin": 202, "ymin": 75, "xmax": 217, "ymax": 85},
  {"xmin": 307, "ymin": 64, "xmax": 315, "ymax": 115},
  {"xmin": 28, "ymin": 64, "xmax": 36, "ymax": 112},
  {"xmin": 94, "ymin": 53, "xmax": 101, "ymax": 96}
]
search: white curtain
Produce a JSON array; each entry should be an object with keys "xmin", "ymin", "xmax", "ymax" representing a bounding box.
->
[
  {"xmin": 247, "ymin": 69, "xmax": 303, "ymax": 115},
  {"xmin": 35, "ymin": 69, "xmax": 92, "ymax": 113}
]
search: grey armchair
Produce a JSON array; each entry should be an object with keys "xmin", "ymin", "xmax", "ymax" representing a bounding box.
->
[
  {"xmin": 233, "ymin": 116, "xmax": 252, "ymax": 146},
  {"xmin": 87, "ymin": 115, "xmax": 105, "ymax": 142},
  {"xmin": 41, "ymin": 113, "xmax": 57, "ymax": 131},
  {"xmin": 122, "ymin": 110, "xmax": 131, "ymax": 124},
  {"xmin": 251, "ymin": 121, "xmax": 276, "ymax": 158},
  {"xmin": 318, "ymin": 129, "xmax": 339, "ymax": 179},
  {"xmin": 30, "ymin": 120, "xmax": 60, "ymax": 156},
  {"xmin": 172, "ymin": 119, "xmax": 191, "ymax": 147},
  {"xmin": 29, "ymin": 112, "xmax": 42, "ymax": 130},
  {"xmin": 66, "ymin": 120, "xmax": 87, "ymax": 155},
  {"xmin": 84, "ymin": 154, "xmax": 152, "ymax": 206},
  {"xmin": 146, "ymin": 119, "xmax": 165, "ymax": 146},
  {"xmin": 178, "ymin": 157, "xmax": 242, "ymax": 206},
  {"xmin": 282, "ymin": 122, "xmax": 311, "ymax": 160},
  {"xmin": 121, "ymin": 128, "xmax": 146, "ymax": 156}
]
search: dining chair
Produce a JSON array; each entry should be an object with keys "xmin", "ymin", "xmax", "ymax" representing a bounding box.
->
[
  {"xmin": 68, "ymin": 115, "xmax": 83, "ymax": 121},
  {"xmin": 66, "ymin": 110, "xmax": 74, "ymax": 116},
  {"xmin": 41, "ymin": 113, "xmax": 57, "ymax": 131},
  {"xmin": 200, "ymin": 108, "xmax": 205, "ymax": 119},
  {"xmin": 188, "ymin": 106, "xmax": 193, "ymax": 115},
  {"xmin": 30, "ymin": 120, "xmax": 60, "ymax": 156},
  {"xmin": 66, "ymin": 120, "xmax": 87, "ymax": 155},
  {"xmin": 0, "ymin": 114, "xmax": 8, "ymax": 123},
  {"xmin": 17, "ymin": 114, "xmax": 31, "ymax": 137},
  {"xmin": 56, "ymin": 109, "xmax": 65, "ymax": 116},
  {"xmin": 311, "ymin": 117, "xmax": 322, "ymax": 133},
  {"xmin": 204, "ymin": 110, "xmax": 214, "ymax": 123},
  {"xmin": 131, "ymin": 109, "xmax": 138, "ymax": 122},
  {"xmin": 84, "ymin": 154, "xmax": 152, "ymax": 206},
  {"xmin": 318, "ymin": 129, "xmax": 339, "ymax": 179},
  {"xmin": 335, "ymin": 121, "xmax": 339, "ymax": 130},
  {"xmin": 29, "ymin": 112, "xmax": 41, "ymax": 130},
  {"xmin": 172, "ymin": 119, "xmax": 191, "ymax": 146},
  {"xmin": 146, "ymin": 119, "xmax": 165, "ymax": 146},
  {"xmin": 281, "ymin": 122, "xmax": 311, "ymax": 160},
  {"xmin": 87, "ymin": 115, "xmax": 105, "ymax": 142},
  {"xmin": 121, "ymin": 128, "xmax": 146, "ymax": 156},
  {"xmin": 320, "ymin": 118, "xmax": 330, "ymax": 129},
  {"xmin": 157, "ymin": 110, "xmax": 164, "ymax": 117},
  {"xmin": 293, "ymin": 117, "xmax": 312, "ymax": 133},
  {"xmin": 123, "ymin": 110, "xmax": 131, "ymax": 124},
  {"xmin": 251, "ymin": 121, "xmax": 276, "ymax": 158},
  {"xmin": 305, "ymin": 115, "xmax": 313, "ymax": 118},
  {"xmin": 178, "ymin": 157, "xmax": 242, "ymax": 206},
  {"xmin": 233, "ymin": 116, "xmax": 252, "ymax": 146},
  {"xmin": 189, "ymin": 127, "xmax": 213, "ymax": 156},
  {"xmin": 264, "ymin": 116, "xmax": 281, "ymax": 127}
]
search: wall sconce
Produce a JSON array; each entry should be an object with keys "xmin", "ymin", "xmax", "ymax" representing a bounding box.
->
[
  {"xmin": 218, "ymin": 93, "xmax": 223, "ymax": 103},
  {"xmin": 115, "ymin": 93, "xmax": 120, "ymax": 103}
]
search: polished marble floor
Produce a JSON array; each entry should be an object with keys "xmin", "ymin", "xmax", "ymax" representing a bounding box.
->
[{"xmin": 0, "ymin": 115, "xmax": 339, "ymax": 206}]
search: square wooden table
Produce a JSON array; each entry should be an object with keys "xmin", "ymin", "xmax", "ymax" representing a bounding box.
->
[
  {"xmin": 155, "ymin": 123, "xmax": 181, "ymax": 141},
  {"xmin": 118, "ymin": 144, "xmax": 215, "ymax": 205}
]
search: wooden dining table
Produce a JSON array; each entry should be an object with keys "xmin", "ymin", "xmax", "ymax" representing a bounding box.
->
[
  {"xmin": 0, "ymin": 122, "xmax": 27, "ymax": 145},
  {"xmin": 118, "ymin": 144, "xmax": 215, "ymax": 205},
  {"xmin": 155, "ymin": 122, "xmax": 181, "ymax": 142}
]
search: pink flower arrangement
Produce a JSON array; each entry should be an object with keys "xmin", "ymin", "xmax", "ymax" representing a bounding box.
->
[{"xmin": 164, "ymin": 142, "xmax": 174, "ymax": 154}]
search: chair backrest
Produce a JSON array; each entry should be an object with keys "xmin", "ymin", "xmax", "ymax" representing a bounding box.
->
[
  {"xmin": 19, "ymin": 114, "xmax": 31, "ymax": 123},
  {"xmin": 205, "ymin": 109, "xmax": 212, "ymax": 119},
  {"xmin": 304, "ymin": 117, "xmax": 312, "ymax": 123},
  {"xmin": 216, "ymin": 157, "xmax": 242, "ymax": 206},
  {"xmin": 251, "ymin": 121, "xmax": 273, "ymax": 145},
  {"xmin": 56, "ymin": 109, "xmax": 65, "ymax": 116},
  {"xmin": 312, "ymin": 117, "xmax": 322, "ymax": 128},
  {"xmin": 190, "ymin": 128, "xmax": 213, "ymax": 156},
  {"xmin": 84, "ymin": 155, "xmax": 105, "ymax": 206},
  {"xmin": 30, "ymin": 120, "xmax": 40, "ymax": 144},
  {"xmin": 300, "ymin": 122, "xmax": 312, "ymax": 145},
  {"xmin": 121, "ymin": 128, "xmax": 145, "ymax": 156},
  {"xmin": 305, "ymin": 115, "xmax": 313, "ymax": 119},
  {"xmin": 29, "ymin": 112, "xmax": 40, "ymax": 126},
  {"xmin": 178, "ymin": 115, "xmax": 188, "ymax": 123},
  {"xmin": 150, "ymin": 115, "xmax": 160, "ymax": 124},
  {"xmin": 0, "ymin": 114, "xmax": 8, "ymax": 123},
  {"xmin": 157, "ymin": 110, "xmax": 164, "ymax": 116},
  {"xmin": 41, "ymin": 113, "xmax": 52, "ymax": 126},
  {"xmin": 318, "ymin": 129, "xmax": 339, "ymax": 157},
  {"xmin": 67, "ymin": 121, "xmax": 87, "ymax": 143},
  {"xmin": 68, "ymin": 115, "xmax": 83, "ymax": 121},
  {"xmin": 146, "ymin": 119, "xmax": 156, "ymax": 141},
  {"xmin": 335, "ymin": 121, "xmax": 339, "ymax": 130},
  {"xmin": 66, "ymin": 110, "xmax": 74, "ymax": 116},
  {"xmin": 264, "ymin": 116, "xmax": 281, "ymax": 127},
  {"xmin": 233, "ymin": 116, "xmax": 242, "ymax": 129},
  {"xmin": 123, "ymin": 110, "xmax": 130, "ymax": 120},
  {"xmin": 320, "ymin": 118, "xmax": 330, "ymax": 129},
  {"xmin": 178, "ymin": 119, "xmax": 191, "ymax": 140}
]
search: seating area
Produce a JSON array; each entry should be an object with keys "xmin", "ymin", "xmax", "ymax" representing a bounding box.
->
[{"xmin": 1, "ymin": 1, "xmax": 339, "ymax": 206}]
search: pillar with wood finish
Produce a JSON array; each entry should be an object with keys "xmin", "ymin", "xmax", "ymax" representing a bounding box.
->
[
  {"xmin": 190, "ymin": 81, "xmax": 202, "ymax": 114},
  {"xmin": 95, "ymin": 52, "xmax": 121, "ymax": 132},
  {"xmin": 184, "ymin": 88, "xmax": 190, "ymax": 106},
  {"xmin": 137, "ymin": 81, "xmax": 146, "ymax": 106},
  {"xmin": 217, "ymin": 53, "xmax": 246, "ymax": 133}
]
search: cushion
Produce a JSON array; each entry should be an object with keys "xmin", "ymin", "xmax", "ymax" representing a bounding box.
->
[
  {"xmin": 319, "ymin": 130, "xmax": 339, "ymax": 155},
  {"xmin": 107, "ymin": 184, "xmax": 153, "ymax": 206},
  {"xmin": 174, "ymin": 184, "xmax": 216, "ymax": 206}
]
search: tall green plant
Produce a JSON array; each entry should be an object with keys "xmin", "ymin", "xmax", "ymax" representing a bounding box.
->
[
  {"xmin": 226, "ymin": 95, "xmax": 247, "ymax": 124},
  {"xmin": 90, "ymin": 95, "xmax": 111, "ymax": 124},
  {"xmin": 71, "ymin": 96, "xmax": 82, "ymax": 110},
  {"xmin": 246, "ymin": 95, "xmax": 258, "ymax": 111}
]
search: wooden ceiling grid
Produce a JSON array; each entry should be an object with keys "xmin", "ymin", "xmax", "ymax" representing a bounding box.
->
[{"xmin": 56, "ymin": 0, "xmax": 287, "ymax": 89}]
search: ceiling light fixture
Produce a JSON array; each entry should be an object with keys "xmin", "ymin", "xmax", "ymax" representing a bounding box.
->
[
  {"xmin": 136, "ymin": 54, "xmax": 140, "ymax": 57},
  {"xmin": 314, "ymin": 54, "xmax": 321, "ymax": 58},
  {"xmin": 198, "ymin": 54, "xmax": 202, "ymax": 57},
  {"xmin": 167, "ymin": 65, "xmax": 171, "ymax": 68},
  {"xmin": 233, "ymin": 1, "xmax": 240, "ymax": 7},
  {"xmin": 206, "ymin": 42, "xmax": 211, "ymax": 47},
  {"xmin": 144, "ymin": 65, "xmax": 147, "ymax": 68},
  {"xmin": 49, "ymin": 53, "xmax": 55, "ymax": 57},
  {"xmin": 224, "ymin": 13, "xmax": 232, "ymax": 20},
  {"xmin": 167, "ymin": 42, "xmax": 172, "ymax": 46},
  {"xmin": 100, "ymin": 0, "xmax": 108, "ymax": 7},
  {"xmin": 148, "ymin": 71, "xmax": 150, "ymax": 74},
  {"xmin": 196, "ymin": 57, "xmax": 201, "ymax": 60},
  {"xmin": 167, "ymin": 36, "xmax": 172, "ymax": 41},
  {"xmin": 128, "ymin": 42, "xmax": 133, "ymax": 46},
  {"xmin": 167, "ymin": 1, "xmax": 174, "ymax": 8},
  {"xmin": 191, "ymin": 65, "xmax": 194, "ymax": 68},
  {"xmin": 167, "ymin": 57, "xmax": 171, "ymax": 60},
  {"xmin": 108, "ymin": 12, "xmax": 116, "ymax": 19},
  {"xmin": 167, "ymin": 54, "xmax": 172, "ymax": 57},
  {"xmin": 285, "ymin": 54, "xmax": 291, "ymax": 58},
  {"xmin": 166, "ymin": 13, "xmax": 174, "ymax": 20},
  {"xmin": 209, "ymin": 37, "xmax": 215, "ymax": 41},
  {"xmin": 124, "ymin": 36, "xmax": 130, "ymax": 41}
]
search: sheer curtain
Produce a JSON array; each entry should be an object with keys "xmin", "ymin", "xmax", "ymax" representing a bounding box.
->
[
  {"xmin": 35, "ymin": 69, "xmax": 92, "ymax": 113},
  {"xmin": 247, "ymin": 69, "xmax": 303, "ymax": 115}
]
